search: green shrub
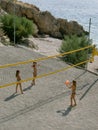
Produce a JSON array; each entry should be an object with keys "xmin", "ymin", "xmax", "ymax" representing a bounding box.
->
[
  {"xmin": 0, "ymin": 14, "xmax": 35, "ymax": 43},
  {"xmin": 59, "ymin": 35, "xmax": 92, "ymax": 67}
]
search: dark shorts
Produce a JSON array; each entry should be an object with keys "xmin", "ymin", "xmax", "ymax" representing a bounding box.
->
[
  {"xmin": 72, "ymin": 92, "xmax": 76, "ymax": 94},
  {"xmin": 71, "ymin": 92, "xmax": 76, "ymax": 97},
  {"xmin": 17, "ymin": 79, "xmax": 21, "ymax": 84}
]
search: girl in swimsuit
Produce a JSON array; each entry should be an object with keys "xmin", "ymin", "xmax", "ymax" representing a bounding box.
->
[
  {"xmin": 31, "ymin": 62, "xmax": 37, "ymax": 85},
  {"xmin": 15, "ymin": 70, "xmax": 23, "ymax": 94},
  {"xmin": 68, "ymin": 80, "xmax": 77, "ymax": 107}
]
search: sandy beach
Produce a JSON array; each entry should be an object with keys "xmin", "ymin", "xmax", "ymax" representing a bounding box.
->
[
  {"xmin": 0, "ymin": 37, "xmax": 98, "ymax": 74},
  {"xmin": 28, "ymin": 37, "xmax": 62, "ymax": 56},
  {"xmin": 29, "ymin": 37, "xmax": 98, "ymax": 74},
  {"xmin": 0, "ymin": 37, "xmax": 98, "ymax": 130}
]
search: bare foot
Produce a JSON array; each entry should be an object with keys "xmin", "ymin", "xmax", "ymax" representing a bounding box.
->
[
  {"xmin": 31, "ymin": 82, "xmax": 34, "ymax": 86},
  {"xmin": 73, "ymin": 104, "xmax": 77, "ymax": 107}
]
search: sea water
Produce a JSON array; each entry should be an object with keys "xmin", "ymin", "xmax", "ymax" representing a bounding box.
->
[{"xmin": 21, "ymin": 0, "xmax": 98, "ymax": 46}]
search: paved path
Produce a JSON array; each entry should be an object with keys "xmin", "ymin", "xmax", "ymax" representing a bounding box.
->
[
  {"xmin": 88, "ymin": 56, "xmax": 98, "ymax": 74},
  {"xmin": 0, "ymin": 46, "xmax": 98, "ymax": 130}
]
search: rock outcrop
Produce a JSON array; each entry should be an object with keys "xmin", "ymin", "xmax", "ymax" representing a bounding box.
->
[{"xmin": 0, "ymin": 0, "xmax": 88, "ymax": 39}]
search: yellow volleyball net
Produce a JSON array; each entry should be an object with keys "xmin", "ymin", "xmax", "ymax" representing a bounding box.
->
[{"xmin": 0, "ymin": 45, "xmax": 97, "ymax": 89}]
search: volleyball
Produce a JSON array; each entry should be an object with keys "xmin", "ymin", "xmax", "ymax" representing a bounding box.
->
[{"xmin": 65, "ymin": 80, "xmax": 70, "ymax": 85}]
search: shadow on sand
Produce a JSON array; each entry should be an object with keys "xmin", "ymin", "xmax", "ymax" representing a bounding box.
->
[
  {"xmin": 57, "ymin": 106, "xmax": 72, "ymax": 116},
  {"xmin": 4, "ymin": 85, "xmax": 33, "ymax": 101},
  {"xmin": 23, "ymin": 85, "xmax": 33, "ymax": 92},
  {"xmin": 80, "ymin": 78, "xmax": 98, "ymax": 100},
  {"xmin": 4, "ymin": 92, "xmax": 19, "ymax": 101}
]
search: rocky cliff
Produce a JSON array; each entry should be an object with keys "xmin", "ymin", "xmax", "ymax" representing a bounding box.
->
[{"xmin": 0, "ymin": 0, "xmax": 88, "ymax": 39}]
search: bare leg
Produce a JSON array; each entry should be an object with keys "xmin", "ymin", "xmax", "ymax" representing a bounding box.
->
[
  {"xmin": 70, "ymin": 97, "xmax": 73, "ymax": 106},
  {"xmin": 31, "ymin": 76, "xmax": 35, "ymax": 85},
  {"xmin": 19, "ymin": 83, "xmax": 23, "ymax": 94},
  {"xmin": 33, "ymin": 79, "xmax": 35, "ymax": 85},
  {"xmin": 16, "ymin": 84, "xmax": 18, "ymax": 93},
  {"xmin": 73, "ymin": 97, "xmax": 77, "ymax": 106}
]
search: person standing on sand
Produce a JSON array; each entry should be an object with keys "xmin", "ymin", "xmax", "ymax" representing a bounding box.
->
[
  {"xmin": 67, "ymin": 80, "xmax": 77, "ymax": 107},
  {"xmin": 31, "ymin": 62, "xmax": 37, "ymax": 85},
  {"xmin": 15, "ymin": 70, "xmax": 23, "ymax": 94}
]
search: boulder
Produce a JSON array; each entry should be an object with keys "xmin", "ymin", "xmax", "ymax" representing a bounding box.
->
[
  {"xmin": 21, "ymin": 37, "xmax": 39, "ymax": 50},
  {"xmin": 0, "ymin": 0, "xmax": 88, "ymax": 39}
]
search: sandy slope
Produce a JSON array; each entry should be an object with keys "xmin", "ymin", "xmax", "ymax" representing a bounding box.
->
[
  {"xmin": 0, "ymin": 37, "xmax": 98, "ymax": 73},
  {"xmin": 29, "ymin": 37, "xmax": 62, "ymax": 56},
  {"xmin": 0, "ymin": 44, "xmax": 98, "ymax": 130},
  {"xmin": 31, "ymin": 37, "xmax": 98, "ymax": 74}
]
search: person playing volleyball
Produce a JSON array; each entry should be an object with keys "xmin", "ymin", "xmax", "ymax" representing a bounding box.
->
[
  {"xmin": 31, "ymin": 62, "xmax": 37, "ymax": 85},
  {"xmin": 66, "ymin": 80, "xmax": 77, "ymax": 107},
  {"xmin": 15, "ymin": 70, "xmax": 23, "ymax": 94}
]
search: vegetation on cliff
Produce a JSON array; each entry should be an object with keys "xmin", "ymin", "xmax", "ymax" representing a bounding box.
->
[
  {"xmin": 0, "ymin": 1, "xmax": 92, "ymax": 67},
  {"xmin": 0, "ymin": 14, "xmax": 35, "ymax": 43},
  {"xmin": 0, "ymin": 0, "xmax": 87, "ymax": 39}
]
